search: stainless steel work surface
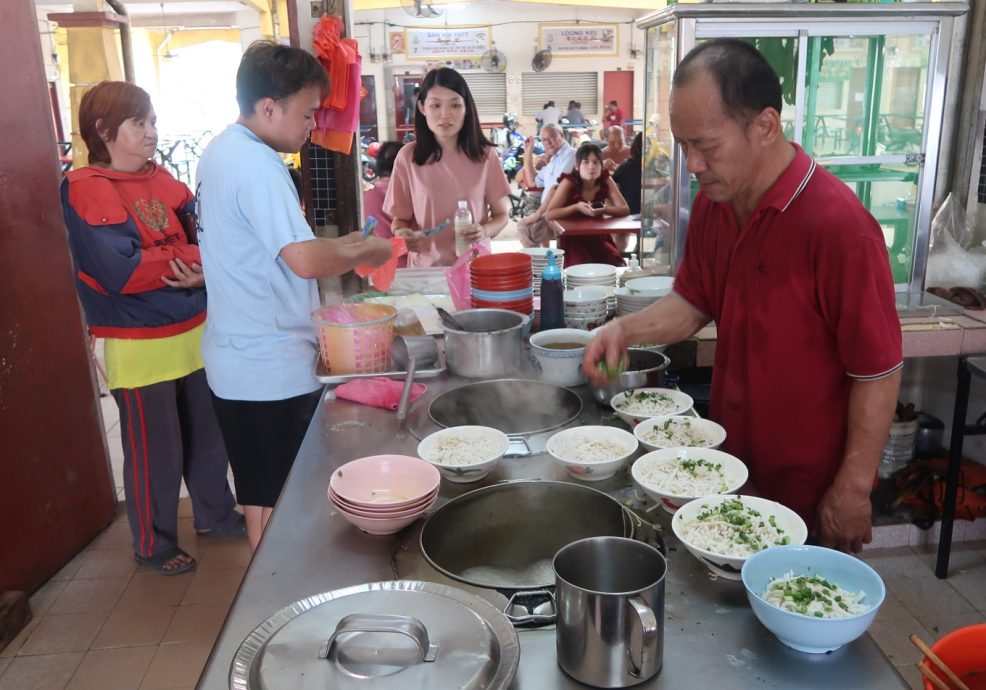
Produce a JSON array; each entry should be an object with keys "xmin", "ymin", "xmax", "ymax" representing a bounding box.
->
[{"xmin": 195, "ymin": 373, "xmax": 907, "ymax": 690}]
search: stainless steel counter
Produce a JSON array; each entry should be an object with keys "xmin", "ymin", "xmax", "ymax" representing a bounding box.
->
[{"xmin": 196, "ymin": 372, "xmax": 907, "ymax": 690}]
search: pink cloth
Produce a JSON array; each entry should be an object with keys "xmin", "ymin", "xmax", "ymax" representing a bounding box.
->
[
  {"xmin": 335, "ymin": 377, "xmax": 427, "ymax": 410},
  {"xmin": 363, "ymin": 178, "xmax": 405, "ymax": 268},
  {"xmin": 383, "ymin": 144, "xmax": 510, "ymax": 268}
]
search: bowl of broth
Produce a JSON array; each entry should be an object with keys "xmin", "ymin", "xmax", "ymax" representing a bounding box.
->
[{"xmin": 529, "ymin": 328, "xmax": 594, "ymax": 387}]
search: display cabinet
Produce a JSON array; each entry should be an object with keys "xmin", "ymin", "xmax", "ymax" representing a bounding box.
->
[{"xmin": 637, "ymin": 2, "xmax": 967, "ymax": 294}]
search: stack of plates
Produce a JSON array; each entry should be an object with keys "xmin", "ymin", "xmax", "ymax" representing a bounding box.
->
[
  {"xmin": 564, "ymin": 286, "xmax": 609, "ymax": 330},
  {"xmin": 520, "ymin": 248, "xmax": 565, "ymax": 297},
  {"xmin": 616, "ymin": 276, "xmax": 673, "ymax": 316},
  {"xmin": 470, "ymin": 253, "xmax": 534, "ymax": 315},
  {"xmin": 615, "ymin": 287, "xmax": 660, "ymax": 315},
  {"xmin": 565, "ymin": 264, "xmax": 618, "ymax": 314}
]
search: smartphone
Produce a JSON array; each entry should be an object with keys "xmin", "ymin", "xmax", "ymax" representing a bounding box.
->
[{"xmin": 591, "ymin": 201, "xmax": 605, "ymax": 210}]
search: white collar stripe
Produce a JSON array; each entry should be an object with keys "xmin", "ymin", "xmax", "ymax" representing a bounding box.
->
[{"xmin": 780, "ymin": 157, "xmax": 816, "ymax": 213}]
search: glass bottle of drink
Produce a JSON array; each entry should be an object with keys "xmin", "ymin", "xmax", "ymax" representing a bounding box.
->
[{"xmin": 454, "ymin": 200, "xmax": 472, "ymax": 256}]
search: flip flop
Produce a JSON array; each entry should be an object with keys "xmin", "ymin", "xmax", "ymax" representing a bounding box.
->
[{"xmin": 134, "ymin": 547, "xmax": 197, "ymax": 575}]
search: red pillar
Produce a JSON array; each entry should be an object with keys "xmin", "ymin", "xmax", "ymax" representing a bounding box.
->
[{"xmin": 0, "ymin": 0, "xmax": 116, "ymax": 593}]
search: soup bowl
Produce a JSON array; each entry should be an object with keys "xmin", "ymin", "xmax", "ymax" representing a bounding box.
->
[{"xmin": 529, "ymin": 328, "xmax": 594, "ymax": 387}]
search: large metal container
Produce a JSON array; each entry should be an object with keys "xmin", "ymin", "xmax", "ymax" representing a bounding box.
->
[
  {"xmin": 589, "ymin": 348, "xmax": 670, "ymax": 405},
  {"xmin": 443, "ymin": 309, "xmax": 525, "ymax": 378}
]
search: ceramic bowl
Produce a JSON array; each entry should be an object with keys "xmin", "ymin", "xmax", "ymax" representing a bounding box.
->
[
  {"xmin": 633, "ymin": 416, "xmax": 727, "ymax": 451},
  {"xmin": 547, "ymin": 426, "xmax": 638, "ymax": 481},
  {"xmin": 742, "ymin": 545, "xmax": 885, "ymax": 654},
  {"xmin": 672, "ymin": 494, "xmax": 808, "ymax": 580},
  {"xmin": 625, "ymin": 276, "xmax": 674, "ymax": 297},
  {"xmin": 631, "ymin": 447, "xmax": 748, "ymax": 513},
  {"xmin": 332, "ymin": 498, "xmax": 437, "ymax": 535},
  {"xmin": 329, "ymin": 488, "xmax": 438, "ymax": 518},
  {"xmin": 610, "ymin": 387, "xmax": 694, "ymax": 426},
  {"xmin": 529, "ymin": 328, "xmax": 594, "ymax": 387},
  {"xmin": 329, "ymin": 454, "xmax": 440, "ymax": 509},
  {"xmin": 417, "ymin": 426, "xmax": 511, "ymax": 483}
]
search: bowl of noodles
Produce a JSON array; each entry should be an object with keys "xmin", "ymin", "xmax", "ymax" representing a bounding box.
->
[
  {"xmin": 634, "ymin": 415, "xmax": 727, "ymax": 452},
  {"xmin": 546, "ymin": 426, "xmax": 638, "ymax": 481},
  {"xmin": 741, "ymin": 545, "xmax": 885, "ymax": 654},
  {"xmin": 610, "ymin": 388, "xmax": 694, "ymax": 427},
  {"xmin": 631, "ymin": 447, "xmax": 748, "ymax": 513},
  {"xmin": 671, "ymin": 495, "xmax": 808, "ymax": 580},
  {"xmin": 417, "ymin": 426, "xmax": 511, "ymax": 483}
]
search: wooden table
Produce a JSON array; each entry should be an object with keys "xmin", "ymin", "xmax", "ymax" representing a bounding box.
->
[{"xmin": 555, "ymin": 214, "xmax": 643, "ymax": 262}]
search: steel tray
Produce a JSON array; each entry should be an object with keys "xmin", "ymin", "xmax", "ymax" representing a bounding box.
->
[{"xmin": 314, "ymin": 350, "xmax": 446, "ymax": 385}]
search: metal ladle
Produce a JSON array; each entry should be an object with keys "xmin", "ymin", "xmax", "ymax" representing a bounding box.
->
[
  {"xmin": 437, "ymin": 307, "xmax": 468, "ymax": 332},
  {"xmin": 391, "ymin": 336, "xmax": 440, "ymax": 420}
]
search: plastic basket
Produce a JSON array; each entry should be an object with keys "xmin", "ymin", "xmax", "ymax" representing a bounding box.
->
[{"xmin": 312, "ymin": 303, "xmax": 397, "ymax": 375}]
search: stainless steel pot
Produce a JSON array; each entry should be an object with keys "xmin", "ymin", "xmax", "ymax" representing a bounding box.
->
[
  {"xmin": 443, "ymin": 309, "xmax": 525, "ymax": 379},
  {"xmin": 419, "ymin": 480, "xmax": 636, "ymax": 625},
  {"xmin": 589, "ymin": 348, "xmax": 671, "ymax": 405}
]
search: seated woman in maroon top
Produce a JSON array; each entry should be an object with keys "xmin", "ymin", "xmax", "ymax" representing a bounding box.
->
[{"xmin": 544, "ymin": 143, "xmax": 631, "ymax": 266}]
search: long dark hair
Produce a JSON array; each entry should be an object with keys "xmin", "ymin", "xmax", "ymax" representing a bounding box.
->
[
  {"xmin": 412, "ymin": 67, "xmax": 491, "ymax": 165},
  {"xmin": 572, "ymin": 143, "xmax": 606, "ymax": 187}
]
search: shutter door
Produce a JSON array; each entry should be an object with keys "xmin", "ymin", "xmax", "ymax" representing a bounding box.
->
[
  {"xmin": 522, "ymin": 73, "xmax": 598, "ymax": 116},
  {"xmin": 462, "ymin": 73, "xmax": 507, "ymax": 119}
]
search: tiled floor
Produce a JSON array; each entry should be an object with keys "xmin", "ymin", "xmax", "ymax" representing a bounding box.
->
[{"xmin": 3, "ymin": 228, "xmax": 985, "ymax": 689}]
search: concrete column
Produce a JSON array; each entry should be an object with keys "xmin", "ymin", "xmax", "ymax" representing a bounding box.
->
[{"xmin": 46, "ymin": 11, "xmax": 126, "ymax": 168}]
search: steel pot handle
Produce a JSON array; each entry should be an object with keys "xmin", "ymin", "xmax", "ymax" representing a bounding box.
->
[
  {"xmin": 624, "ymin": 595, "xmax": 659, "ymax": 679},
  {"xmin": 505, "ymin": 436, "xmax": 532, "ymax": 458},
  {"xmin": 318, "ymin": 613, "xmax": 439, "ymax": 662},
  {"xmin": 502, "ymin": 589, "xmax": 556, "ymax": 626}
]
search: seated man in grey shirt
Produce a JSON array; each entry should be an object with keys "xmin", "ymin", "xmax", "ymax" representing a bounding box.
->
[{"xmin": 517, "ymin": 124, "xmax": 576, "ymax": 247}]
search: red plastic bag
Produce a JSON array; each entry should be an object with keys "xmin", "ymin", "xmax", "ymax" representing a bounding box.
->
[
  {"xmin": 355, "ymin": 236, "xmax": 407, "ymax": 292},
  {"xmin": 444, "ymin": 245, "xmax": 490, "ymax": 311}
]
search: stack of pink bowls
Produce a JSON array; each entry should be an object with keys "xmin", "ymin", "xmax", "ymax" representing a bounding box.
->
[
  {"xmin": 470, "ymin": 253, "xmax": 534, "ymax": 315},
  {"xmin": 328, "ymin": 454, "xmax": 440, "ymax": 535}
]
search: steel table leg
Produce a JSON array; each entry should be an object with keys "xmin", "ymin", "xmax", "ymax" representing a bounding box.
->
[{"xmin": 936, "ymin": 357, "xmax": 969, "ymax": 578}]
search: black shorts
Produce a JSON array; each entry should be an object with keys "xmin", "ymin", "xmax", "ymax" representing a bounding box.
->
[{"xmin": 211, "ymin": 389, "xmax": 322, "ymax": 507}]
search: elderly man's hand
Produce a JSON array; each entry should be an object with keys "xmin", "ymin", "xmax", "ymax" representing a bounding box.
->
[
  {"xmin": 583, "ymin": 321, "xmax": 629, "ymax": 387},
  {"xmin": 815, "ymin": 485, "xmax": 873, "ymax": 553}
]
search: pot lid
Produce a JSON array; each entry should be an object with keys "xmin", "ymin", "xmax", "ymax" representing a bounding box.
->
[
  {"xmin": 429, "ymin": 379, "xmax": 582, "ymax": 435},
  {"xmin": 230, "ymin": 580, "xmax": 520, "ymax": 690}
]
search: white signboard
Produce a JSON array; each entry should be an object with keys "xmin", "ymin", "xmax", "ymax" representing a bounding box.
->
[
  {"xmin": 540, "ymin": 24, "xmax": 618, "ymax": 57},
  {"xmin": 406, "ymin": 27, "xmax": 490, "ymax": 60}
]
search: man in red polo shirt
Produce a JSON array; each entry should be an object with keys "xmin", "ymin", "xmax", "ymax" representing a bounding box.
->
[{"xmin": 585, "ymin": 39, "xmax": 902, "ymax": 553}]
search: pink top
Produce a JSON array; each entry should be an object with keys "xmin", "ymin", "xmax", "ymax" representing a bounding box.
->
[
  {"xmin": 383, "ymin": 143, "xmax": 511, "ymax": 267},
  {"xmin": 363, "ymin": 177, "xmax": 405, "ymax": 268}
]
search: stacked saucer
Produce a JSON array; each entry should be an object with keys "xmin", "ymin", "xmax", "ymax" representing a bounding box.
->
[
  {"xmin": 470, "ymin": 252, "xmax": 534, "ymax": 315},
  {"xmin": 564, "ymin": 264, "xmax": 618, "ymax": 314},
  {"xmin": 616, "ymin": 276, "xmax": 673, "ymax": 316},
  {"xmin": 520, "ymin": 248, "xmax": 565, "ymax": 297}
]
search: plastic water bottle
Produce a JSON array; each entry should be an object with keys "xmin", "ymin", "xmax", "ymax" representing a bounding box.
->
[
  {"xmin": 454, "ymin": 200, "xmax": 472, "ymax": 256},
  {"xmin": 539, "ymin": 250, "xmax": 565, "ymax": 331}
]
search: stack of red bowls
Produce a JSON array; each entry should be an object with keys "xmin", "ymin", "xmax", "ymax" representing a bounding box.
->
[{"xmin": 470, "ymin": 253, "xmax": 534, "ymax": 315}]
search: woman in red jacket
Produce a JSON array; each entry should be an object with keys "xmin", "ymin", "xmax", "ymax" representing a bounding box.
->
[{"xmin": 61, "ymin": 81, "xmax": 243, "ymax": 575}]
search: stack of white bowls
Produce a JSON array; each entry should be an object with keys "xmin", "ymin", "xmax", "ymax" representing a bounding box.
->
[
  {"xmin": 616, "ymin": 276, "xmax": 674, "ymax": 316},
  {"xmin": 328, "ymin": 454, "xmax": 440, "ymax": 535},
  {"xmin": 520, "ymin": 248, "xmax": 565, "ymax": 297},
  {"xmin": 563, "ymin": 286, "xmax": 610, "ymax": 330},
  {"xmin": 564, "ymin": 264, "xmax": 618, "ymax": 315}
]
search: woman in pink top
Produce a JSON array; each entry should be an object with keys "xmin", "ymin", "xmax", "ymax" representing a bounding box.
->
[
  {"xmin": 384, "ymin": 68, "xmax": 511, "ymax": 267},
  {"xmin": 362, "ymin": 141, "xmax": 405, "ymax": 267}
]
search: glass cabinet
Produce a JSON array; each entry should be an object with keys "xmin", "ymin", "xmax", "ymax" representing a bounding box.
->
[{"xmin": 637, "ymin": 2, "xmax": 967, "ymax": 294}]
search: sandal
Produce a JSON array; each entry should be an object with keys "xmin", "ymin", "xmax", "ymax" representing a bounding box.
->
[{"xmin": 134, "ymin": 547, "xmax": 197, "ymax": 575}]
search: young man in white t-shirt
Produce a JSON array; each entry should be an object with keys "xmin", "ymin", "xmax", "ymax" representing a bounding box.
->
[{"xmin": 196, "ymin": 41, "xmax": 391, "ymax": 551}]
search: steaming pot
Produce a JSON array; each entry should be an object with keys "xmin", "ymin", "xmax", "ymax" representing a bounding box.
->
[{"xmin": 443, "ymin": 309, "xmax": 525, "ymax": 378}]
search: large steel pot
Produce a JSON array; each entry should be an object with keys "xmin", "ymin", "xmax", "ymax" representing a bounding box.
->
[
  {"xmin": 589, "ymin": 348, "xmax": 670, "ymax": 406},
  {"xmin": 443, "ymin": 309, "xmax": 525, "ymax": 378},
  {"xmin": 419, "ymin": 480, "xmax": 636, "ymax": 625}
]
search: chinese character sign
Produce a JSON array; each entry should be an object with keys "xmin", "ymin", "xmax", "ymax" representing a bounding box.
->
[
  {"xmin": 407, "ymin": 27, "xmax": 490, "ymax": 59},
  {"xmin": 540, "ymin": 24, "xmax": 618, "ymax": 56}
]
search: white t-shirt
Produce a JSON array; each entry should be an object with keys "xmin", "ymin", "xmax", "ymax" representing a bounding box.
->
[
  {"xmin": 541, "ymin": 106, "xmax": 561, "ymax": 126},
  {"xmin": 195, "ymin": 124, "xmax": 321, "ymax": 401}
]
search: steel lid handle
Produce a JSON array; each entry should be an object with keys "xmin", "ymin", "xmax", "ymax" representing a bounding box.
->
[{"xmin": 317, "ymin": 613, "xmax": 439, "ymax": 662}]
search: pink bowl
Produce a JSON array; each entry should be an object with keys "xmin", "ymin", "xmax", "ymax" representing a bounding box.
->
[
  {"xmin": 334, "ymin": 504, "xmax": 432, "ymax": 535},
  {"xmin": 330, "ymin": 454, "xmax": 440, "ymax": 509},
  {"xmin": 331, "ymin": 490, "xmax": 438, "ymax": 520},
  {"xmin": 329, "ymin": 486, "xmax": 438, "ymax": 514}
]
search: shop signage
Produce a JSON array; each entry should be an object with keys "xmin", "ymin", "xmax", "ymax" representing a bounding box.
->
[
  {"xmin": 539, "ymin": 24, "xmax": 619, "ymax": 56},
  {"xmin": 406, "ymin": 27, "xmax": 491, "ymax": 60}
]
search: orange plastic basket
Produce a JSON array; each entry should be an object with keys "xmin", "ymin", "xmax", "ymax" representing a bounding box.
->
[{"xmin": 312, "ymin": 303, "xmax": 397, "ymax": 375}]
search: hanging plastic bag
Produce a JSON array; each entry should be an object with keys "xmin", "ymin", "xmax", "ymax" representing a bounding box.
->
[
  {"xmin": 925, "ymin": 194, "xmax": 984, "ymax": 289},
  {"xmin": 355, "ymin": 236, "xmax": 407, "ymax": 292},
  {"xmin": 444, "ymin": 244, "xmax": 491, "ymax": 311}
]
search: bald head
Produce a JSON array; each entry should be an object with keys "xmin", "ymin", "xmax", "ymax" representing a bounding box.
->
[{"xmin": 673, "ymin": 38, "xmax": 782, "ymax": 126}]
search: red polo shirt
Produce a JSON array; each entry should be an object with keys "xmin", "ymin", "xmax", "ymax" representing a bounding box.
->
[{"xmin": 674, "ymin": 145, "xmax": 902, "ymax": 527}]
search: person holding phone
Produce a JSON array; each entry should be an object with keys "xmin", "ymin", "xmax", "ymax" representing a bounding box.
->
[{"xmin": 544, "ymin": 142, "xmax": 630, "ymax": 266}]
